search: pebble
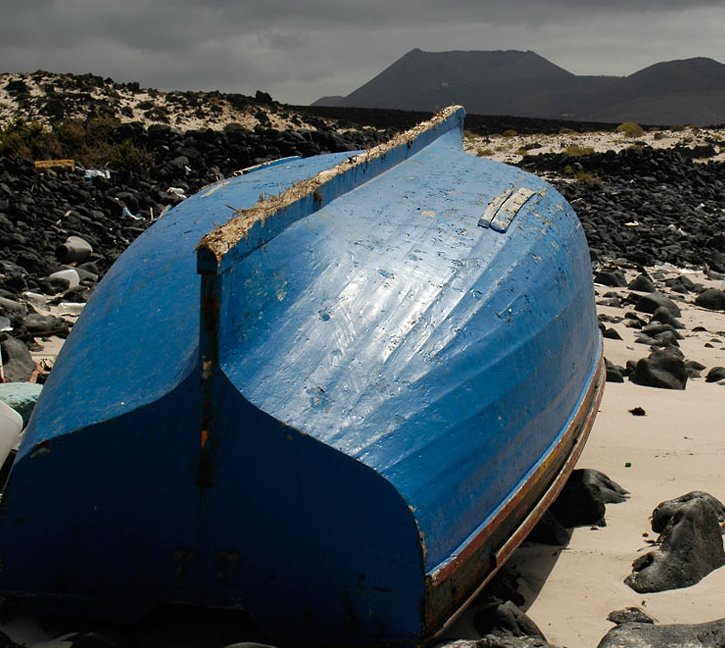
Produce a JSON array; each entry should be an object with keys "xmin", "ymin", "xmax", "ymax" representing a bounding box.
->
[{"xmin": 606, "ymin": 607, "xmax": 655, "ymax": 625}]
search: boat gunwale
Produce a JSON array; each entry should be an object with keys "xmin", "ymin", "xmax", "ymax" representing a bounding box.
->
[
  {"xmin": 196, "ymin": 105, "xmax": 464, "ymax": 269},
  {"xmin": 424, "ymin": 348, "xmax": 606, "ymax": 639}
]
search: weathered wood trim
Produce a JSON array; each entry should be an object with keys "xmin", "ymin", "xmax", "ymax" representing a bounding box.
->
[{"xmin": 196, "ymin": 106, "xmax": 464, "ymax": 270}]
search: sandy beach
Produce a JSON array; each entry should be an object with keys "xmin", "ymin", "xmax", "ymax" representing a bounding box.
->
[{"xmin": 501, "ymin": 268, "xmax": 725, "ymax": 647}]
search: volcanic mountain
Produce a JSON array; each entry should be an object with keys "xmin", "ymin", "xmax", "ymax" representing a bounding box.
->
[{"xmin": 314, "ymin": 49, "xmax": 725, "ymax": 126}]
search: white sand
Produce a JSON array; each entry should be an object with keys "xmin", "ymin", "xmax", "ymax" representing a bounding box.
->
[
  {"xmin": 508, "ymin": 269, "xmax": 725, "ymax": 648},
  {"xmin": 0, "ymin": 71, "xmax": 326, "ymax": 133},
  {"xmin": 464, "ymin": 127, "xmax": 725, "ymax": 165}
]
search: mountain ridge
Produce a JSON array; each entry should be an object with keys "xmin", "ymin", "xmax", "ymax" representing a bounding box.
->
[{"xmin": 314, "ymin": 50, "xmax": 725, "ymax": 126}]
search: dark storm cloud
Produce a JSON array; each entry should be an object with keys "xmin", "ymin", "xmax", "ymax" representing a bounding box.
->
[
  {"xmin": 3, "ymin": 1, "xmax": 722, "ymax": 42},
  {"xmin": 2, "ymin": 1, "xmax": 725, "ymax": 103}
]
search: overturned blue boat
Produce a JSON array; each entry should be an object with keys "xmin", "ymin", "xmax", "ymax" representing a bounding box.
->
[{"xmin": 0, "ymin": 107, "xmax": 603, "ymax": 646}]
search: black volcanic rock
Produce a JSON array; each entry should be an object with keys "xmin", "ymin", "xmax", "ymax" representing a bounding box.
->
[
  {"xmin": 650, "ymin": 307, "xmax": 685, "ymax": 329},
  {"xmin": 528, "ymin": 510, "xmax": 570, "ymax": 546},
  {"xmin": 625, "ymin": 497, "xmax": 725, "ymax": 593},
  {"xmin": 628, "ymin": 274, "xmax": 655, "ymax": 293},
  {"xmin": 605, "ymin": 359, "xmax": 625, "ymax": 383},
  {"xmin": 632, "ymin": 293, "xmax": 681, "ymax": 317},
  {"xmin": 606, "ymin": 607, "xmax": 655, "ymax": 625},
  {"xmin": 598, "ymin": 618, "xmax": 725, "ymax": 648},
  {"xmin": 595, "ymin": 269, "xmax": 627, "ymax": 287},
  {"xmin": 705, "ymin": 366, "xmax": 725, "ymax": 383},
  {"xmin": 521, "ymin": 147, "xmax": 725, "ymax": 269},
  {"xmin": 473, "ymin": 600, "xmax": 546, "ymax": 640},
  {"xmin": 695, "ymin": 288, "xmax": 725, "ymax": 311},
  {"xmin": 651, "ymin": 491, "xmax": 725, "ymax": 534},
  {"xmin": 0, "ymin": 335, "xmax": 35, "ymax": 381},
  {"xmin": 0, "ymin": 116, "xmax": 386, "ymax": 302},
  {"xmin": 551, "ymin": 469, "xmax": 628, "ymax": 528},
  {"xmin": 631, "ymin": 350, "xmax": 688, "ymax": 390}
]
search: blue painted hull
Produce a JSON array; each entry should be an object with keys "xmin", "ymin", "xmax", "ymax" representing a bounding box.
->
[{"xmin": 0, "ymin": 108, "xmax": 603, "ymax": 646}]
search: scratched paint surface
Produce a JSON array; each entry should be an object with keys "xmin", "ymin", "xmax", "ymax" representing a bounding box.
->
[
  {"xmin": 215, "ymin": 127, "xmax": 599, "ymax": 571},
  {"xmin": 17, "ymin": 152, "xmax": 353, "ymax": 458},
  {"xmin": 0, "ymin": 109, "xmax": 601, "ymax": 644}
]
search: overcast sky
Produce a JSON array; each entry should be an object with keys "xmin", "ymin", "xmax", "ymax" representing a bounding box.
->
[{"xmin": 2, "ymin": 1, "xmax": 724, "ymax": 105}]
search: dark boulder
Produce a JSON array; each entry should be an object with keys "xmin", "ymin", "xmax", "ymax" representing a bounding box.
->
[
  {"xmin": 528, "ymin": 509, "xmax": 570, "ymax": 545},
  {"xmin": 705, "ymin": 366, "xmax": 725, "ymax": 383},
  {"xmin": 640, "ymin": 323, "xmax": 682, "ymax": 340},
  {"xmin": 650, "ymin": 306, "xmax": 684, "ymax": 329},
  {"xmin": 602, "ymin": 327, "xmax": 622, "ymax": 340},
  {"xmin": 598, "ymin": 618, "xmax": 725, "ymax": 648},
  {"xmin": 594, "ymin": 270, "xmax": 627, "ymax": 288},
  {"xmin": 605, "ymin": 358, "xmax": 625, "ymax": 383},
  {"xmin": 475, "ymin": 565, "xmax": 526, "ymax": 608},
  {"xmin": 664, "ymin": 275, "xmax": 695, "ymax": 294},
  {"xmin": 633, "ymin": 293, "xmax": 681, "ymax": 317},
  {"xmin": 628, "ymin": 274, "xmax": 655, "ymax": 293},
  {"xmin": 551, "ymin": 469, "xmax": 628, "ymax": 528},
  {"xmin": 651, "ymin": 491, "xmax": 725, "ymax": 534},
  {"xmin": 695, "ymin": 288, "xmax": 725, "ymax": 312},
  {"xmin": 16, "ymin": 313, "xmax": 69, "ymax": 339},
  {"xmin": 685, "ymin": 360, "xmax": 705, "ymax": 379},
  {"xmin": 473, "ymin": 600, "xmax": 546, "ymax": 640},
  {"xmin": 0, "ymin": 334, "xmax": 35, "ymax": 381},
  {"xmin": 630, "ymin": 350, "xmax": 688, "ymax": 390},
  {"xmin": 439, "ymin": 639, "xmax": 554, "ymax": 648},
  {"xmin": 0, "ymin": 297, "xmax": 27, "ymax": 319},
  {"xmin": 625, "ymin": 498, "xmax": 725, "ymax": 593},
  {"xmin": 710, "ymin": 250, "xmax": 725, "ymax": 273}
]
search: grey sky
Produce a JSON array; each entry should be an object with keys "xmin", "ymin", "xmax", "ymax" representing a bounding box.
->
[{"xmin": 2, "ymin": 1, "xmax": 724, "ymax": 104}]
